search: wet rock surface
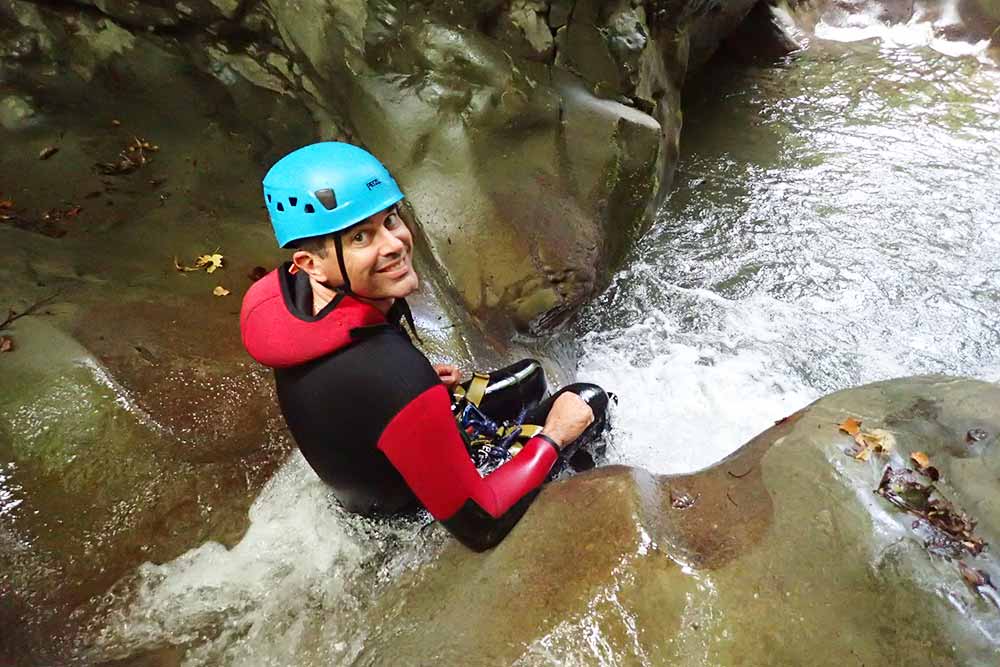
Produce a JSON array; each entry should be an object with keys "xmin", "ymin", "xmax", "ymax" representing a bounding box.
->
[
  {"xmin": 3, "ymin": 0, "xmax": 763, "ymax": 334},
  {"xmin": 350, "ymin": 376, "xmax": 1000, "ymax": 665}
]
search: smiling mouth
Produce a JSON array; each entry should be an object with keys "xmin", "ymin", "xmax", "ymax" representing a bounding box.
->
[{"xmin": 377, "ymin": 256, "xmax": 408, "ymax": 274}]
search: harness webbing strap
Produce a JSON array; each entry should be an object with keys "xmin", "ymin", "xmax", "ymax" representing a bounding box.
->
[{"xmin": 467, "ymin": 373, "xmax": 490, "ymax": 407}]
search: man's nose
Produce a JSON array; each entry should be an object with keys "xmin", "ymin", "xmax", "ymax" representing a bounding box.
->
[{"xmin": 377, "ymin": 226, "xmax": 405, "ymax": 254}]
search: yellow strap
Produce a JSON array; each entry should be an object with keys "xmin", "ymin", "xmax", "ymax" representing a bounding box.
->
[
  {"xmin": 464, "ymin": 372, "xmax": 490, "ymax": 407},
  {"xmin": 495, "ymin": 423, "xmax": 543, "ymax": 439},
  {"xmin": 519, "ymin": 424, "xmax": 543, "ymax": 438}
]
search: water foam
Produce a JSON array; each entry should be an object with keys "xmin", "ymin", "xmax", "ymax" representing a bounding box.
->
[
  {"xmin": 91, "ymin": 455, "xmax": 439, "ymax": 666},
  {"xmin": 812, "ymin": 0, "xmax": 995, "ymax": 62}
]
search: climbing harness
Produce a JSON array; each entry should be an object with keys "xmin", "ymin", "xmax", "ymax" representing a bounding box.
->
[{"xmin": 452, "ymin": 372, "xmax": 544, "ymax": 471}]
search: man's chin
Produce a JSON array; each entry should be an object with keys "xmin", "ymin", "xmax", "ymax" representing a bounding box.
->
[{"xmin": 397, "ymin": 272, "xmax": 419, "ymax": 297}]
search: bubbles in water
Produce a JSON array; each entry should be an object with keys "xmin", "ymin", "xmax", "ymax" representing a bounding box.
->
[{"xmin": 91, "ymin": 455, "xmax": 442, "ymax": 666}]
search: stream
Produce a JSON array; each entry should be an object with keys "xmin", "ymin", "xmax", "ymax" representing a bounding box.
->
[
  {"xmin": 578, "ymin": 36, "xmax": 1000, "ymax": 475},
  {"xmin": 90, "ymin": 29, "xmax": 1000, "ymax": 667}
]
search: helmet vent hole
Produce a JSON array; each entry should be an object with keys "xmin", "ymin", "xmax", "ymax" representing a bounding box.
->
[
  {"xmin": 267, "ymin": 194, "xmax": 272, "ymax": 202},
  {"xmin": 315, "ymin": 188, "xmax": 338, "ymax": 210},
  {"xmin": 304, "ymin": 203, "xmax": 315, "ymax": 213},
  {"xmin": 276, "ymin": 202, "xmax": 285, "ymax": 212},
  {"xmin": 289, "ymin": 197, "xmax": 298, "ymax": 207}
]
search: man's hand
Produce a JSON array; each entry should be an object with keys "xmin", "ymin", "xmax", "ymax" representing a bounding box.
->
[
  {"xmin": 540, "ymin": 392, "xmax": 594, "ymax": 450},
  {"xmin": 433, "ymin": 363, "xmax": 463, "ymax": 389}
]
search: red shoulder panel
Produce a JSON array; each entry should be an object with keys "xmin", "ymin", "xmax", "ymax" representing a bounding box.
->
[
  {"xmin": 240, "ymin": 269, "xmax": 386, "ymax": 368},
  {"xmin": 377, "ymin": 384, "xmax": 558, "ymax": 520}
]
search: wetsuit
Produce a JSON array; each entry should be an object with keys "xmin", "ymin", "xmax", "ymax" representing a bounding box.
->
[{"xmin": 240, "ymin": 263, "xmax": 608, "ymax": 550}]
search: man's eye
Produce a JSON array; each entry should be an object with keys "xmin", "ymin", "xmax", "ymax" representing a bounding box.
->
[
  {"xmin": 385, "ymin": 214, "xmax": 400, "ymax": 229},
  {"xmin": 352, "ymin": 231, "xmax": 368, "ymax": 243}
]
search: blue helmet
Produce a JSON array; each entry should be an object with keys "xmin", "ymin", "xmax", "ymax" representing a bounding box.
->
[{"xmin": 262, "ymin": 142, "xmax": 405, "ymax": 248}]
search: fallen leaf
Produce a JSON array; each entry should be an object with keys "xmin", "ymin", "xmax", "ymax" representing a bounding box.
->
[
  {"xmin": 39, "ymin": 146, "xmax": 59, "ymax": 160},
  {"xmin": 196, "ymin": 253, "xmax": 224, "ymax": 273},
  {"xmin": 911, "ymin": 451, "xmax": 930, "ymax": 468},
  {"xmin": 852, "ymin": 445, "xmax": 871, "ymax": 462},
  {"xmin": 0, "ymin": 336, "xmax": 12, "ymax": 352},
  {"xmin": 95, "ymin": 136, "xmax": 156, "ymax": 175},
  {"xmin": 958, "ymin": 561, "xmax": 995, "ymax": 591},
  {"xmin": 839, "ymin": 417, "xmax": 862, "ymax": 436},
  {"xmin": 0, "ymin": 200, "xmax": 13, "ymax": 209},
  {"xmin": 876, "ymin": 466, "xmax": 987, "ymax": 558},
  {"xmin": 860, "ymin": 428, "xmax": 895, "ymax": 453},
  {"xmin": 173, "ymin": 257, "xmax": 201, "ymax": 272},
  {"xmin": 174, "ymin": 252, "xmax": 224, "ymax": 273},
  {"xmin": 111, "ymin": 119, "xmax": 121, "ymax": 127},
  {"xmin": 212, "ymin": 286, "xmax": 230, "ymax": 297}
]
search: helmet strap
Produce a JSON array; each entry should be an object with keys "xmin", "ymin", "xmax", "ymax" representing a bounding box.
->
[
  {"xmin": 333, "ymin": 231, "xmax": 353, "ymax": 295},
  {"xmin": 329, "ymin": 230, "xmax": 420, "ymax": 343}
]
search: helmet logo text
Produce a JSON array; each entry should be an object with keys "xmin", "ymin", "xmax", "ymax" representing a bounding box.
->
[{"xmin": 366, "ymin": 178, "xmax": 382, "ymax": 190}]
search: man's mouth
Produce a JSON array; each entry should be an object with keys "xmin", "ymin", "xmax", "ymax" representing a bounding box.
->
[{"xmin": 376, "ymin": 256, "xmax": 408, "ymax": 274}]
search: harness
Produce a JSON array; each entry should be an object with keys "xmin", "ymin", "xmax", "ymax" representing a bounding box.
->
[{"xmin": 452, "ymin": 373, "xmax": 544, "ymax": 471}]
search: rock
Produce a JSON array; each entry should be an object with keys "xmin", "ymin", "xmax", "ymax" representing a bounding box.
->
[
  {"xmin": 0, "ymin": 94, "xmax": 37, "ymax": 130},
  {"xmin": 313, "ymin": 3, "xmax": 671, "ymax": 333},
  {"xmin": 72, "ymin": 0, "xmax": 247, "ymax": 28},
  {"xmin": 0, "ymin": 317, "xmax": 289, "ymax": 663},
  {"xmin": 507, "ymin": 0, "xmax": 555, "ymax": 59},
  {"xmin": 348, "ymin": 376, "xmax": 1000, "ymax": 664},
  {"xmin": 0, "ymin": 9, "xmax": 521, "ymax": 659},
  {"xmin": 722, "ymin": 0, "xmax": 804, "ymax": 62},
  {"xmin": 2, "ymin": 0, "xmax": 765, "ymax": 334}
]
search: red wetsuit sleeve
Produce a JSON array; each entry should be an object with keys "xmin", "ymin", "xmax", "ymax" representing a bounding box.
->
[{"xmin": 377, "ymin": 384, "xmax": 558, "ymax": 527}]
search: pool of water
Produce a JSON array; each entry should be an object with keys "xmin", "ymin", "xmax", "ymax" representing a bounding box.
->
[{"xmin": 578, "ymin": 40, "xmax": 1000, "ymax": 474}]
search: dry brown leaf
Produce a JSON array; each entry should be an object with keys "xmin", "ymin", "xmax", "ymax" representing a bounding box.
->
[
  {"xmin": 852, "ymin": 446, "xmax": 871, "ymax": 462},
  {"xmin": 212, "ymin": 286, "xmax": 230, "ymax": 297},
  {"xmin": 175, "ymin": 252, "xmax": 224, "ymax": 273},
  {"xmin": 958, "ymin": 561, "xmax": 989, "ymax": 588},
  {"xmin": 911, "ymin": 451, "xmax": 930, "ymax": 468},
  {"xmin": 39, "ymin": 146, "xmax": 59, "ymax": 160},
  {"xmin": 859, "ymin": 429, "xmax": 895, "ymax": 453},
  {"xmin": 0, "ymin": 336, "xmax": 13, "ymax": 352},
  {"xmin": 196, "ymin": 253, "xmax": 224, "ymax": 273},
  {"xmin": 839, "ymin": 417, "xmax": 862, "ymax": 436}
]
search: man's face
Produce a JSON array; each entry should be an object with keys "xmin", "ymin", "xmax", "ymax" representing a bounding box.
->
[{"xmin": 316, "ymin": 206, "xmax": 419, "ymax": 301}]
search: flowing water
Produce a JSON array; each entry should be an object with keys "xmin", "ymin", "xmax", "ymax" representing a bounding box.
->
[
  {"xmin": 578, "ymin": 39, "xmax": 1000, "ymax": 475},
  {"xmin": 91, "ymin": 34, "xmax": 1000, "ymax": 665}
]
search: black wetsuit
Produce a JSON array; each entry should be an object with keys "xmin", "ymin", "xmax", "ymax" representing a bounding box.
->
[{"xmin": 240, "ymin": 263, "xmax": 608, "ymax": 550}]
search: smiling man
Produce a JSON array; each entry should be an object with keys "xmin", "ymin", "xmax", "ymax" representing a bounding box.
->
[{"xmin": 240, "ymin": 142, "xmax": 608, "ymax": 550}]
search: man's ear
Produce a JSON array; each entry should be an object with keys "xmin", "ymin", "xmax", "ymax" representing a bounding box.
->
[
  {"xmin": 291, "ymin": 248, "xmax": 342, "ymax": 285},
  {"xmin": 291, "ymin": 250, "xmax": 321, "ymax": 279}
]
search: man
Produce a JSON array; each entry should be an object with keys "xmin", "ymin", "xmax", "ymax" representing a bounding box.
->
[{"xmin": 240, "ymin": 142, "xmax": 609, "ymax": 550}]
